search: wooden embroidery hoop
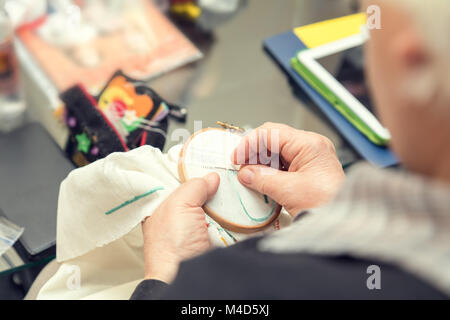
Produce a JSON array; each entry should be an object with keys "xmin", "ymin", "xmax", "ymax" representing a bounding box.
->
[{"xmin": 178, "ymin": 127, "xmax": 281, "ymax": 233}]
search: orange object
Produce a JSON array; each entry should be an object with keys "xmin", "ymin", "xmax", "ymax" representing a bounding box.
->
[{"xmin": 98, "ymin": 75, "xmax": 154, "ymax": 118}]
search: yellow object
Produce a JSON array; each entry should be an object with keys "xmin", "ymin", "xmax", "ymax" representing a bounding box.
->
[
  {"xmin": 170, "ymin": 2, "xmax": 202, "ymax": 20},
  {"xmin": 216, "ymin": 121, "xmax": 244, "ymax": 133},
  {"xmin": 293, "ymin": 13, "xmax": 367, "ymax": 48},
  {"xmin": 220, "ymin": 236, "xmax": 228, "ymax": 246},
  {"xmin": 53, "ymin": 104, "xmax": 64, "ymax": 119}
]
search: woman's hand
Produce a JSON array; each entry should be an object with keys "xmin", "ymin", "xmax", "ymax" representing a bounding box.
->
[
  {"xmin": 232, "ymin": 122, "xmax": 345, "ymax": 216},
  {"xmin": 142, "ymin": 172, "xmax": 220, "ymax": 283}
]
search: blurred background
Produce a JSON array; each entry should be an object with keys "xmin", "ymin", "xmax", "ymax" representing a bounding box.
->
[{"xmin": 0, "ymin": 0, "xmax": 361, "ymax": 299}]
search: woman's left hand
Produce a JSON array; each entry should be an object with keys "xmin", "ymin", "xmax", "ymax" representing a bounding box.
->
[{"xmin": 141, "ymin": 172, "xmax": 220, "ymax": 283}]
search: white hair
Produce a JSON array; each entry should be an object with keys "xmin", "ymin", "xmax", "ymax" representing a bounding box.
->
[
  {"xmin": 389, "ymin": 0, "xmax": 450, "ymax": 104},
  {"xmin": 395, "ymin": 0, "xmax": 450, "ymax": 56}
]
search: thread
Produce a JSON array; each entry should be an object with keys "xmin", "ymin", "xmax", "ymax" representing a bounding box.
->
[
  {"xmin": 227, "ymin": 171, "xmax": 275, "ymax": 223},
  {"xmin": 105, "ymin": 186, "xmax": 164, "ymax": 215}
]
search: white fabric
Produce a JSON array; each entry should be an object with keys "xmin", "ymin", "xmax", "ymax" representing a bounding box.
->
[
  {"xmin": 37, "ymin": 145, "xmax": 291, "ymax": 300},
  {"xmin": 38, "ymin": 225, "xmax": 145, "ymax": 300},
  {"xmin": 56, "ymin": 146, "xmax": 180, "ymax": 262}
]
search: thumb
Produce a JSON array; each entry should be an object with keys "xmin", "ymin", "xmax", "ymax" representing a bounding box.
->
[
  {"xmin": 175, "ymin": 172, "xmax": 220, "ymax": 208},
  {"xmin": 237, "ymin": 165, "xmax": 293, "ymax": 205}
]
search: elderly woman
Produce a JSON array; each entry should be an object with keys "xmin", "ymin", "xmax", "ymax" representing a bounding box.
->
[{"xmin": 132, "ymin": 0, "xmax": 450, "ymax": 299}]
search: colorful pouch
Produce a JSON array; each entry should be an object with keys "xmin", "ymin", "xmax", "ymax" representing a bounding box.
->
[{"xmin": 62, "ymin": 71, "xmax": 187, "ymax": 167}]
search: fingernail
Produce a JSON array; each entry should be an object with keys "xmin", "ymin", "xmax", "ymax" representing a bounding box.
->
[
  {"xmin": 204, "ymin": 172, "xmax": 220, "ymax": 197},
  {"xmin": 204, "ymin": 172, "xmax": 219, "ymax": 185},
  {"xmin": 239, "ymin": 168, "xmax": 254, "ymax": 185}
]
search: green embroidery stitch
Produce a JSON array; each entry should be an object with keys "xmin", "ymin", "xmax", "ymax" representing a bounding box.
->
[
  {"xmin": 206, "ymin": 215, "xmax": 237, "ymax": 243},
  {"xmin": 105, "ymin": 186, "xmax": 164, "ymax": 215},
  {"xmin": 227, "ymin": 171, "xmax": 275, "ymax": 223}
]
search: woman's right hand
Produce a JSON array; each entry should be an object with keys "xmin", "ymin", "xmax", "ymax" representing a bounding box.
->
[{"xmin": 231, "ymin": 122, "xmax": 345, "ymax": 216}]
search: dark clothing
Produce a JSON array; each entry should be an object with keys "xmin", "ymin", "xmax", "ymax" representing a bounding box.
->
[{"xmin": 130, "ymin": 237, "xmax": 447, "ymax": 300}]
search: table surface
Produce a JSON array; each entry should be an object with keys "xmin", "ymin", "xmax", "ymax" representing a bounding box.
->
[
  {"xmin": 2, "ymin": 0, "xmax": 361, "ymax": 276},
  {"xmin": 149, "ymin": 0, "xmax": 360, "ymax": 164}
]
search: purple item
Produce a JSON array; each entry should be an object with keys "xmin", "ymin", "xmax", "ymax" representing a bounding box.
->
[
  {"xmin": 67, "ymin": 117, "xmax": 77, "ymax": 128},
  {"xmin": 90, "ymin": 146, "xmax": 99, "ymax": 156}
]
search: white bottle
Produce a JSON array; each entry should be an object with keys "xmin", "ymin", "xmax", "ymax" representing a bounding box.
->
[{"xmin": 0, "ymin": 2, "xmax": 25, "ymax": 133}]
